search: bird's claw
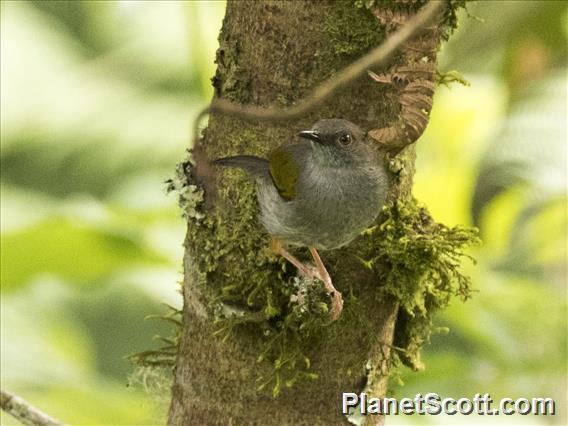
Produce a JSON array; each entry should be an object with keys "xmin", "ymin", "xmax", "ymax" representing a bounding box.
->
[
  {"xmin": 276, "ymin": 244, "xmax": 343, "ymax": 321},
  {"xmin": 328, "ymin": 290, "xmax": 344, "ymax": 321},
  {"xmin": 301, "ymin": 265, "xmax": 343, "ymax": 321}
]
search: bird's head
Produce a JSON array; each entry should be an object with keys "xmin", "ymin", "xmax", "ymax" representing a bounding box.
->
[{"xmin": 298, "ymin": 119, "xmax": 374, "ymax": 167}]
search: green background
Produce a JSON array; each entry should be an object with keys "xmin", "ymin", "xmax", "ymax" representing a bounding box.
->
[{"xmin": 1, "ymin": 1, "xmax": 566, "ymax": 425}]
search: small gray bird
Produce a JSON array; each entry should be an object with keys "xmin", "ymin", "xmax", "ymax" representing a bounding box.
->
[{"xmin": 214, "ymin": 119, "xmax": 389, "ymax": 320}]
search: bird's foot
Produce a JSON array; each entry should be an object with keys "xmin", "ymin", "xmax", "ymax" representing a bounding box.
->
[
  {"xmin": 286, "ymin": 259, "xmax": 344, "ymax": 321},
  {"xmin": 315, "ymin": 270, "xmax": 343, "ymax": 321},
  {"xmin": 294, "ymin": 263, "xmax": 343, "ymax": 321},
  {"xmin": 309, "ymin": 247, "xmax": 343, "ymax": 321},
  {"xmin": 271, "ymin": 238, "xmax": 344, "ymax": 321}
]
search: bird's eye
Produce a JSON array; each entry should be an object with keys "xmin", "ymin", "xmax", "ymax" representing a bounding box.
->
[{"xmin": 338, "ymin": 133, "xmax": 352, "ymax": 146}]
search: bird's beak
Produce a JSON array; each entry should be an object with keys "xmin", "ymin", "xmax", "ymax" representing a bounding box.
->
[{"xmin": 298, "ymin": 130, "xmax": 322, "ymax": 143}]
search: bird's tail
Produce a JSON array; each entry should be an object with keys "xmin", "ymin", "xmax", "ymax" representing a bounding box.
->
[{"xmin": 213, "ymin": 155, "xmax": 269, "ymax": 177}]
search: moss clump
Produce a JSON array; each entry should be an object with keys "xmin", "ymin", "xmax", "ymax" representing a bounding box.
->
[
  {"xmin": 324, "ymin": 3, "xmax": 385, "ymax": 60},
  {"xmin": 167, "ymin": 147, "xmax": 479, "ymax": 395},
  {"xmin": 353, "ymin": 0, "xmax": 468, "ymax": 41},
  {"xmin": 128, "ymin": 303, "xmax": 182, "ymax": 368},
  {"xmin": 167, "ymin": 146, "xmax": 336, "ymax": 398},
  {"xmin": 206, "ymin": 159, "xmax": 337, "ymax": 397},
  {"xmin": 440, "ymin": 0, "xmax": 468, "ymax": 40},
  {"xmin": 165, "ymin": 154, "xmax": 206, "ymax": 222},
  {"xmin": 213, "ymin": 273, "xmax": 335, "ymax": 398},
  {"xmin": 360, "ymin": 198, "xmax": 480, "ymax": 370},
  {"xmin": 127, "ymin": 307, "xmax": 181, "ymax": 408},
  {"xmin": 436, "ymin": 69, "xmax": 471, "ymax": 88},
  {"xmin": 253, "ymin": 276, "xmax": 332, "ymax": 397},
  {"xmin": 212, "ymin": 35, "xmax": 250, "ymax": 103},
  {"xmin": 353, "ymin": 0, "xmax": 379, "ymax": 9}
]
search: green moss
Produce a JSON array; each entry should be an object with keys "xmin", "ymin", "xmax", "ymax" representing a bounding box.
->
[
  {"xmin": 165, "ymin": 142, "xmax": 336, "ymax": 397},
  {"xmin": 436, "ymin": 69, "xmax": 471, "ymax": 88},
  {"xmin": 441, "ymin": 0, "xmax": 469, "ymax": 40},
  {"xmin": 165, "ymin": 155, "xmax": 205, "ymax": 222},
  {"xmin": 360, "ymin": 198, "xmax": 480, "ymax": 370},
  {"xmin": 252, "ymin": 276, "xmax": 332, "ymax": 397},
  {"xmin": 127, "ymin": 307, "xmax": 179, "ymax": 406},
  {"xmin": 354, "ymin": 0, "xmax": 429, "ymax": 11},
  {"xmin": 324, "ymin": 3, "xmax": 384, "ymax": 60},
  {"xmin": 128, "ymin": 304, "xmax": 181, "ymax": 368},
  {"xmin": 165, "ymin": 137, "xmax": 479, "ymax": 394},
  {"xmin": 213, "ymin": 36, "xmax": 250, "ymax": 103},
  {"xmin": 354, "ymin": 0, "xmax": 379, "ymax": 9},
  {"xmin": 210, "ymin": 195, "xmax": 479, "ymax": 394},
  {"xmin": 353, "ymin": 0, "xmax": 468, "ymax": 41},
  {"xmin": 212, "ymin": 265, "xmax": 336, "ymax": 398}
]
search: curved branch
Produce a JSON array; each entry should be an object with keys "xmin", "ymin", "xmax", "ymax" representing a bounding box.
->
[
  {"xmin": 194, "ymin": 0, "xmax": 443, "ymax": 132},
  {"xmin": 1, "ymin": 389, "xmax": 65, "ymax": 426}
]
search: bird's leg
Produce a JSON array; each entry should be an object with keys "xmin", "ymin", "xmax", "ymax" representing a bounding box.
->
[
  {"xmin": 270, "ymin": 238, "xmax": 344, "ymax": 321},
  {"xmin": 270, "ymin": 237, "xmax": 315, "ymax": 278},
  {"xmin": 308, "ymin": 247, "xmax": 344, "ymax": 321}
]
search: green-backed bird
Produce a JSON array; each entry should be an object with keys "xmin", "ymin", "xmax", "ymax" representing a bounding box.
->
[{"xmin": 214, "ymin": 119, "xmax": 389, "ymax": 320}]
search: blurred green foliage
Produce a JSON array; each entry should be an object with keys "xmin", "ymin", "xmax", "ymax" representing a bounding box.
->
[
  {"xmin": 1, "ymin": 1, "xmax": 225, "ymax": 424},
  {"xmin": 1, "ymin": 1, "xmax": 566, "ymax": 425}
]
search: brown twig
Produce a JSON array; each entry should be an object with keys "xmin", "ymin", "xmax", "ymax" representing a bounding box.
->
[
  {"xmin": 0, "ymin": 389, "xmax": 65, "ymax": 426},
  {"xmin": 193, "ymin": 0, "xmax": 444, "ymax": 138}
]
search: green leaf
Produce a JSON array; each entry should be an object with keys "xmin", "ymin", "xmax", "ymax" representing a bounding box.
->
[{"xmin": 1, "ymin": 218, "xmax": 167, "ymax": 291}]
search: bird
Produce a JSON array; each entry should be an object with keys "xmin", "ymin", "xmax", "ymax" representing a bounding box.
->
[{"xmin": 213, "ymin": 119, "xmax": 389, "ymax": 320}]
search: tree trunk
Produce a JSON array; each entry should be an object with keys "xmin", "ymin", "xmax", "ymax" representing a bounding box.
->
[{"xmin": 169, "ymin": 1, "xmax": 451, "ymax": 424}]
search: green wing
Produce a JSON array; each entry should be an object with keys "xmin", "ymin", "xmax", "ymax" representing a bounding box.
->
[{"xmin": 268, "ymin": 146, "xmax": 299, "ymax": 201}]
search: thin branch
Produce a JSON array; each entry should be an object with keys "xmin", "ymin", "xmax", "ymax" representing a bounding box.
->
[
  {"xmin": 194, "ymin": 0, "xmax": 443, "ymax": 134},
  {"xmin": 0, "ymin": 389, "xmax": 65, "ymax": 426}
]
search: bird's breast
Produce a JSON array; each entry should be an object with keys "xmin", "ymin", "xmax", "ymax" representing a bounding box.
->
[{"xmin": 258, "ymin": 164, "xmax": 386, "ymax": 250}]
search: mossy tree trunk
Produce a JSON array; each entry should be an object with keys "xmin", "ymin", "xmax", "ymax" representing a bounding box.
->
[{"xmin": 168, "ymin": 1, "xmax": 460, "ymax": 425}]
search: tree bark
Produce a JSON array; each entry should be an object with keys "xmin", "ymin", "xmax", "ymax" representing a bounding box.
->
[{"xmin": 169, "ymin": 1, "xmax": 447, "ymax": 424}]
